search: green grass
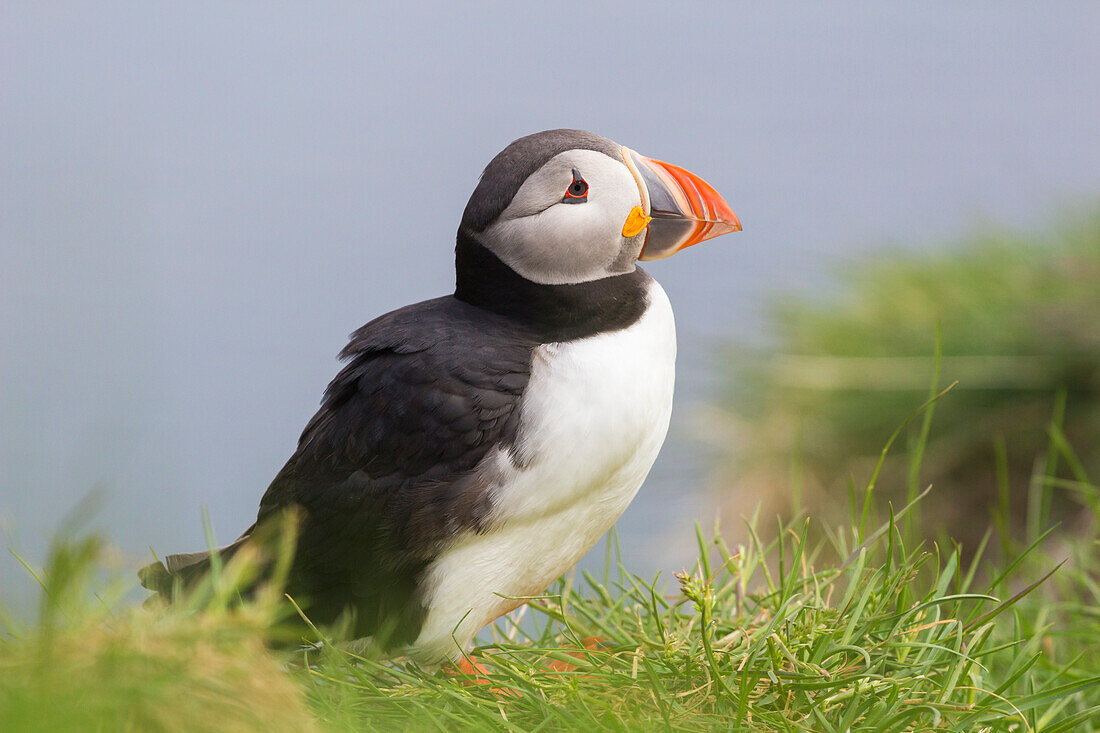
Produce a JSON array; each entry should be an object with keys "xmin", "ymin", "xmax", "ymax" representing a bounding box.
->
[{"xmin": 4, "ymin": 401, "xmax": 1100, "ymax": 731}]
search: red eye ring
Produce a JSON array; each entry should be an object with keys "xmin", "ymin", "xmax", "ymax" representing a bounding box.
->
[{"xmin": 562, "ymin": 168, "xmax": 588, "ymax": 203}]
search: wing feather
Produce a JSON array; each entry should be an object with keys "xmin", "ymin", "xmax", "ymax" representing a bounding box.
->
[{"xmin": 253, "ymin": 296, "xmax": 535, "ymax": 645}]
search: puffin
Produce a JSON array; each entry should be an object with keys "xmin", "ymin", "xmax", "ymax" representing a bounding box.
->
[{"xmin": 140, "ymin": 129, "xmax": 740, "ymax": 663}]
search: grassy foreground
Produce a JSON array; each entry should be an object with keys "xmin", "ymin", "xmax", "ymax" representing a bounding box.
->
[{"xmin": 4, "ymin": 409, "xmax": 1100, "ymax": 731}]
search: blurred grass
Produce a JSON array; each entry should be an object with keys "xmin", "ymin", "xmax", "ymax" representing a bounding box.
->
[
  {"xmin": 706, "ymin": 205, "xmax": 1100, "ymax": 551},
  {"xmin": 1, "ymin": 534, "xmax": 317, "ymax": 732}
]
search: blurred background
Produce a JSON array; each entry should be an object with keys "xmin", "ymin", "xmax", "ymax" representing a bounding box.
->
[{"xmin": 2, "ymin": 3, "xmax": 1098, "ymax": 618}]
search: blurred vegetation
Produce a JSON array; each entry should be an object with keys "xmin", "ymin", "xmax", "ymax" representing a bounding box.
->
[
  {"xmin": 709, "ymin": 206, "xmax": 1100, "ymax": 551},
  {"xmin": 1, "ymin": 520, "xmax": 317, "ymax": 733}
]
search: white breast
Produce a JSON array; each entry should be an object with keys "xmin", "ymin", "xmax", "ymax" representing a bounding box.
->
[{"xmin": 406, "ymin": 279, "xmax": 676, "ymax": 662}]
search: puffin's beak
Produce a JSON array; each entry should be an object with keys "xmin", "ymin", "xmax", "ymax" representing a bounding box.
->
[{"xmin": 622, "ymin": 147, "xmax": 741, "ymax": 261}]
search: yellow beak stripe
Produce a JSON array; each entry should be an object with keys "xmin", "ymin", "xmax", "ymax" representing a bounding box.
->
[{"xmin": 621, "ymin": 206, "xmax": 652, "ymax": 238}]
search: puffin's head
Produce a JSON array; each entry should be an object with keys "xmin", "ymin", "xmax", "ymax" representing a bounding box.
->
[{"xmin": 459, "ymin": 129, "xmax": 741, "ymax": 285}]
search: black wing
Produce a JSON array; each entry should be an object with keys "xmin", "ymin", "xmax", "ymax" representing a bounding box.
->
[{"xmin": 253, "ymin": 296, "xmax": 535, "ymax": 645}]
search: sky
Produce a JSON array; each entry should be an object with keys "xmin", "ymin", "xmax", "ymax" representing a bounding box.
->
[{"xmin": 2, "ymin": 2, "xmax": 1099, "ymax": 614}]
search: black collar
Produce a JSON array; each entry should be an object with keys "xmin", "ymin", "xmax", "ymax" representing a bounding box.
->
[{"xmin": 454, "ymin": 231, "xmax": 651, "ymax": 343}]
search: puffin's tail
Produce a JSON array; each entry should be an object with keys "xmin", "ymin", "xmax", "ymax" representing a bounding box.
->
[
  {"xmin": 138, "ymin": 533, "xmax": 253, "ymax": 600},
  {"xmin": 139, "ymin": 510, "xmax": 300, "ymax": 604}
]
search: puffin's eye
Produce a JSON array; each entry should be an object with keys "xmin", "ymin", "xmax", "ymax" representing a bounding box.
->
[{"xmin": 562, "ymin": 169, "xmax": 588, "ymax": 204}]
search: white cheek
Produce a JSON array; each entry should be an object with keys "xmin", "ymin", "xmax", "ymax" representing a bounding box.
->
[
  {"xmin": 480, "ymin": 149, "xmax": 644, "ymax": 284},
  {"xmin": 537, "ymin": 198, "xmax": 625, "ymax": 246},
  {"xmin": 490, "ymin": 198, "xmax": 629, "ymax": 283}
]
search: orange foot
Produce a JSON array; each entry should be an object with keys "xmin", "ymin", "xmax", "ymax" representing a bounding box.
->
[
  {"xmin": 544, "ymin": 635, "xmax": 606, "ymax": 673},
  {"xmin": 445, "ymin": 655, "xmax": 515, "ymax": 696},
  {"xmin": 450, "ymin": 655, "xmax": 492, "ymax": 678}
]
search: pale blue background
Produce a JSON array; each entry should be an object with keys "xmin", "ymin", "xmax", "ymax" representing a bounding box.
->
[{"xmin": 3, "ymin": 2, "xmax": 1099, "ymax": 614}]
